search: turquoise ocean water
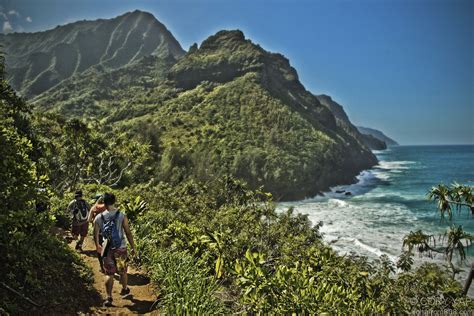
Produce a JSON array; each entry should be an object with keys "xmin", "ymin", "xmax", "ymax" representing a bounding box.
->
[{"xmin": 278, "ymin": 145, "xmax": 474, "ymax": 270}]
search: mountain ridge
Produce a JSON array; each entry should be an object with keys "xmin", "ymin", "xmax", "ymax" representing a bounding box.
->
[
  {"xmin": 357, "ymin": 126, "xmax": 399, "ymax": 146},
  {"xmin": 4, "ymin": 13, "xmax": 380, "ymax": 199},
  {"xmin": 1, "ymin": 10, "xmax": 185, "ymax": 97},
  {"xmin": 315, "ymin": 94, "xmax": 387, "ymax": 150},
  {"xmin": 126, "ymin": 29, "xmax": 378, "ymax": 199},
  {"xmin": 168, "ymin": 30, "xmax": 338, "ymax": 132}
]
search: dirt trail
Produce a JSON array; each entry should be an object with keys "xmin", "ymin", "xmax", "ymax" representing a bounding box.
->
[{"xmin": 68, "ymin": 235, "xmax": 159, "ymax": 315}]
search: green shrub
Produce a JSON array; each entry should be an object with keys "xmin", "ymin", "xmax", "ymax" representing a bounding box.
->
[
  {"xmin": 0, "ymin": 51, "xmax": 98, "ymax": 314},
  {"xmin": 127, "ymin": 178, "xmax": 474, "ymax": 314},
  {"xmin": 146, "ymin": 250, "xmax": 226, "ymax": 315}
]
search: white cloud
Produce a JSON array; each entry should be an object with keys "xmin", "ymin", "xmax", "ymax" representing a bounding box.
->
[
  {"xmin": 0, "ymin": 12, "xmax": 7, "ymax": 20},
  {"xmin": 3, "ymin": 20, "xmax": 12, "ymax": 33},
  {"xmin": 8, "ymin": 10, "xmax": 19, "ymax": 17},
  {"xmin": 26, "ymin": 16, "xmax": 32, "ymax": 23}
]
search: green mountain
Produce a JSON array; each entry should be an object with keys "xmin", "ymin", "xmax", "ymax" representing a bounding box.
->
[
  {"xmin": 0, "ymin": 10, "xmax": 184, "ymax": 98},
  {"xmin": 357, "ymin": 126, "xmax": 399, "ymax": 146},
  {"xmin": 316, "ymin": 94, "xmax": 351, "ymax": 123},
  {"xmin": 30, "ymin": 54, "xmax": 177, "ymax": 118},
  {"xmin": 316, "ymin": 94, "xmax": 386, "ymax": 150},
  {"xmin": 8, "ymin": 13, "xmax": 378, "ymax": 200},
  {"xmin": 157, "ymin": 30, "xmax": 377, "ymax": 199}
]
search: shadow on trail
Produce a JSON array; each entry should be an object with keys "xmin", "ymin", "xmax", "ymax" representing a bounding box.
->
[
  {"xmin": 111, "ymin": 272, "xmax": 150, "ymax": 286},
  {"xmin": 124, "ymin": 296, "xmax": 158, "ymax": 314},
  {"xmin": 127, "ymin": 273, "xmax": 150, "ymax": 286},
  {"xmin": 81, "ymin": 249, "xmax": 99, "ymax": 258}
]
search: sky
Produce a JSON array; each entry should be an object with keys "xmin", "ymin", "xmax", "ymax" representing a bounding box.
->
[{"xmin": 1, "ymin": 0, "xmax": 473, "ymax": 145}]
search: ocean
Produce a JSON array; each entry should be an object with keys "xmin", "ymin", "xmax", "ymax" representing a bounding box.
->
[{"xmin": 277, "ymin": 145, "xmax": 474, "ymax": 274}]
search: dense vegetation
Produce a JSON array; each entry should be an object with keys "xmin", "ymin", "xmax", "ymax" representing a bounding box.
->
[
  {"xmin": 31, "ymin": 29, "xmax": 378, "ymax": 200},
  {"xmin": 127, "ymin": 180, "xmax": 474, "ymax": 313},
  {"xmin": 0, "ymin": 53, "xmax": 99, "ymax": 314},
  {"xmin": 1, "ymin": 49, "xmax": 473, "ymax": 314}
]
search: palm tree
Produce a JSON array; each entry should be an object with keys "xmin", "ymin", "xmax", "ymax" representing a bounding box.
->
[
  {"xmin": 428, "ymin": 184, "xmax": 453, "ymax": 219},
  {"xmin": 404, "ymin": 183, "xmax": 474, "ymax": 295}
]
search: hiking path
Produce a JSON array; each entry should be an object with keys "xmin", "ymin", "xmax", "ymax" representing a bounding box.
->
[{"xmin": 66, "ymin": 233, "xmax": 159, "ymax": 315}]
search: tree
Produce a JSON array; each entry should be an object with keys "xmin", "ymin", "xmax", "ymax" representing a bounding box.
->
[
  {"xmin": 403, "ymin": 183, "xmax": 474, "ymax": 295},
  {"xmin": 0, "ymin": 50, "xmax": 44, "ymax": 212},
  {"xmin": 31, "ymin": 114, "xmax": 152, "ymax": 194}
]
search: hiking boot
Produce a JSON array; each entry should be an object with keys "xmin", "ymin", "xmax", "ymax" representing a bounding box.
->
[
  {"xmin": 120, "ymin": 287, "xmax": 130, "ymax": 297},
  {"xmin": 75, "ymin": 241, "xmax": 82, "ymax": 251},
  {"xmin": 103, "ymin": 297, "xmax": 113, "ymax": 307}
]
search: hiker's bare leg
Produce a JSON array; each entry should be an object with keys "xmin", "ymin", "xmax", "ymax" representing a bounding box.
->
[
  {"xmin": 120, "ymin": 272, "xmax": 128, "ymax": 290},
  {"xmin": 97, "ymin": 254, "xmax": 104, "ymax": 272},
  {"xmin": 105, "ymin": 275, "xmax": 114, "ymax": 298}
]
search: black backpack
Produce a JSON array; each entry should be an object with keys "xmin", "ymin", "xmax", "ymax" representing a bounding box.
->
[{"xmin": 73, "ymin": 199, "xmax": 88, "ymax": 222}]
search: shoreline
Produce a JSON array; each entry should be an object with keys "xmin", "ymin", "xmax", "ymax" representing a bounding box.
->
[{"xmin": 276, "ymin": 146, "xmax": 474, "ymax": 295}]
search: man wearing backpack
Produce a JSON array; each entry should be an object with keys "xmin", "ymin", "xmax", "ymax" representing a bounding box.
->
[
  {"xmin": 67, "ymin": 190, "xmax": 90, "ymax": 251},
  {"xmin": 93, "ymin": 192, "xmax": 136, "ymax": 307}
]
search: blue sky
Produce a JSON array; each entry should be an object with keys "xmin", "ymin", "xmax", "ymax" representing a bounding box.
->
[{"xmin": 1, "ymin": 0, "xmax": 473, "ymax": 145}]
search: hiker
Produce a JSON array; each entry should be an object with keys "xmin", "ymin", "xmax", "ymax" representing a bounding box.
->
[
  {"xmin": 88, "ymin": 194, "xmax": 107, "ymax": 272},
  {"xmin": 94, "ymin": 192, "xmax": 136, "ymax": 307},
  {"xmin": 67, "ymin": 190, "xmax": 90, "ymax": 251}
]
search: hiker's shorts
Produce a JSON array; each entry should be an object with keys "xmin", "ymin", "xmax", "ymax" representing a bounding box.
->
[
  {"xmin": 71, "ymin": 221, "xmax": 88, "ymax": 237},
  {"xmin": 103, "ymin": 247, "xmax": 128, "ymax": 275}
]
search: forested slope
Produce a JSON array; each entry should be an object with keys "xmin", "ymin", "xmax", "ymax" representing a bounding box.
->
[
  {"xmin": 0, "ymin": 53, "xmax": 99, "ymax": 314},
  {"xmin": 32, "ymin": 29, "xmax": 378, "ymax": 200}
]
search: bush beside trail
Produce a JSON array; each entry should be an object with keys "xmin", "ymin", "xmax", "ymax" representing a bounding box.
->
[
  {"xmin": 0, "ymin": 52, "xmax": 100, "ymax": 315},
  {"xmin": 117, "ymin": 179, "xmax": 474, "ymax": 314}
]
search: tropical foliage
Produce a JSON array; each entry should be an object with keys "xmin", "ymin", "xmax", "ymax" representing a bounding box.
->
[
  {"xmin": 118, "ymin": 178, "xmax": 472, "ymax": 314},
  {"xmin": 62, "ymin": 178, "xmax": 474, "ymax": 314},
  {"xmin": 0, "ymin": 52, "xmax": 99, "ymax": 314},
  {"xmin": 32, "ymin": 30, "xmax": 377, "ymax": 201},
  {"xmin": 403, "ymin": 183, "xmax": 474, "ymax": 295},
  {"xmin": 1, "ymin": 25, "xmax": 473, "ymax": 314},
  {"xmin": 32, "ymin": 114, "xmax": 152, "ymax": 194}
]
